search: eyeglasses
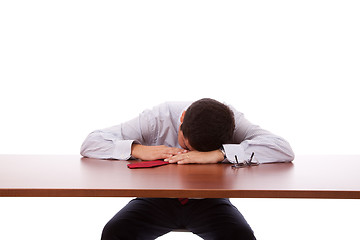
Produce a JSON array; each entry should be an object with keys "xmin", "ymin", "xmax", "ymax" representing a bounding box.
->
[{"xmin": 231, "ymin": 152, "xmax": 259, "ymax": 168}]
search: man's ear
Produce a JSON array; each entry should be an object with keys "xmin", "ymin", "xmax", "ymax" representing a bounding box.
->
[{"xmin": 180, "ymin": 111, "xmax": 186, "ymax": 123}]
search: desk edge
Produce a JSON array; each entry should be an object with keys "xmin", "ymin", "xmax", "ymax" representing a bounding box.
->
[{"xmin": 1, "ymin": 189, "xmax": 359, "ymax": 199}]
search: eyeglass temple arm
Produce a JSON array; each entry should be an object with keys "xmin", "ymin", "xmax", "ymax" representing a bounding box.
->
[
  {"xmin": 235, "ymin": 155, "xmax": 239, "ymax": 164},
  {"xmin": 249, "ymin": 152, "xmax": 255, "ymax": 163}
]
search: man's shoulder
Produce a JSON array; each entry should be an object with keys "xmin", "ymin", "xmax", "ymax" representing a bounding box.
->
[
  {"xmin": 155, "ymin": 101, "xmax": 192, "ymax": 112},
  {"xmin": 161, "ymin": 101, "xmax": 192, "ymax": 107}
]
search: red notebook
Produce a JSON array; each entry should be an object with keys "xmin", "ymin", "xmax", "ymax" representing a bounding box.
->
[{"xmin": 127, "ymin": 160, "xmax": 169, "ymax": 169}]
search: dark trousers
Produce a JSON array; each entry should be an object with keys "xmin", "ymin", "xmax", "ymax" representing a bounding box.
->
[{"xmin": 101, "ymin": 198, "xmax": 256, "ymax": 240}]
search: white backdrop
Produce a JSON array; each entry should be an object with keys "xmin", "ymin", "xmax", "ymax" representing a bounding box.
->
[{"xmin": 1, "ymin": 1, "xmax": 359, "ymax": 239}]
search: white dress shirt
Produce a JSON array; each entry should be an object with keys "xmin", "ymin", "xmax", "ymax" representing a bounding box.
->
[{"xmin": 80, "ymin": 101, "xmax": 294, "ymax": 164}]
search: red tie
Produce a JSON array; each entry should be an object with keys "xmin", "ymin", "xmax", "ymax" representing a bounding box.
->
[{"xmin": 178, "ymin": 198, "xmax": 189, "ymax": 205}]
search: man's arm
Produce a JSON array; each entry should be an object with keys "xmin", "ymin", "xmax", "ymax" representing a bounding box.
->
[
  {"xmin": 80, "ymin": 104, "xmax": 185, "ymax": 160},
  {"xmin": 165, "ymin": 108, "xmax": 294, "ymax": 164},
  {"xmin": 81, "ymin": 111, "xmax": 150, "ymax": 159},
  {"xmin": 131, "ymin": 144, "xmax": 187, "ymax": 161},
  {"xmin": 165, "ymin": 149, "xmax": 224, "ymax": 164},
  {"xmin": 222, "ymin": 111, "xmax": 295, "ymax": 164}
]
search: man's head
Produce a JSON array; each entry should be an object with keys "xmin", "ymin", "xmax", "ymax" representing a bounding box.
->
[{"xmin": 178, "ymin": 98, "xmax": 235, "ymax": 152}]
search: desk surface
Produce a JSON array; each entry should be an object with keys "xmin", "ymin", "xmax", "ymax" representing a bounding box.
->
[{"xmin": 0, "ymin": 155, "xmax": 359, "ymax": 198}]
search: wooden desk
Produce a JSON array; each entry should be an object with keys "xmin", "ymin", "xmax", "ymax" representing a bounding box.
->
[{"xmin": 0, "ymin": 155, "xmax": 359, "ymax": 199}]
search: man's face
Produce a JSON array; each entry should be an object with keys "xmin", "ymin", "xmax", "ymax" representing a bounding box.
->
[
  {"xmin": 178, "ymin": 111, "xmax": 195, "ymax": 151},
  {"xmin": 178, "ymin": 127, "xmax": 194, "ymax": 151}
]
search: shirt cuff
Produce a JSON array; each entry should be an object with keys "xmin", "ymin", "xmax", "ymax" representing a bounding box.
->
[
  {"xmin": 113, "ymin": 140, "xmax": 136, "ymax": 160},
  {"xmin": 222, "ymin": 144, "xmax": 246, "ymax": 164}
]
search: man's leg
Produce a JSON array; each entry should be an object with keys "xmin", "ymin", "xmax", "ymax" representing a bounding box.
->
[
  {"xmin": 184, "ymin": 198, "xmax": 256, "ymax": 240},
  {"xmin": 101, "ymin": 198, "xmax": 182, "ymax": 240}
]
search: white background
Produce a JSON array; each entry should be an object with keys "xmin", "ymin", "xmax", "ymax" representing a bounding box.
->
[{"xmin": 1, "ymin": 0, "xmax": 359, "ymax": 239}]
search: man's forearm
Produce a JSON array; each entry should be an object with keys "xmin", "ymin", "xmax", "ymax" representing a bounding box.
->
[
  {"xmin": 165, "ymin": 149, "xmax": 225, "ymax": 164},
  {"xmin": 131, "ymin": 144, "xmax": 187, "ymax": 161}
]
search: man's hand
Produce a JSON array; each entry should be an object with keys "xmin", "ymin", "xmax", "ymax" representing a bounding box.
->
[
  {"xmin": 164, "ymin": 150, "xmax": 224, "ymax": 164},
  {"xmin": 131, "ymin": 144, "xmax": 187, "ymax": 161}
]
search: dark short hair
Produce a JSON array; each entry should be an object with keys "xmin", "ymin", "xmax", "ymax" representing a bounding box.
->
[{"xmin": 181, "ymin": 98, "xmax": 235, "ymax": 151}]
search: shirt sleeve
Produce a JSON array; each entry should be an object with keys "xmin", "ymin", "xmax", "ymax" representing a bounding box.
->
[
  {"xmin": 80, "ymin": 109, "xmax": 157, "ymax": 160},
  {"xmin": 222, "ymin": 108, "xmax": 295, "ymax": 164}
]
